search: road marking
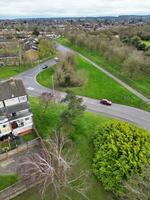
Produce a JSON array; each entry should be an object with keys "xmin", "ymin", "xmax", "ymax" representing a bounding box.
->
[{"xmin": 27, "ymin": 87, "xmax": 35, "ymax": 91}]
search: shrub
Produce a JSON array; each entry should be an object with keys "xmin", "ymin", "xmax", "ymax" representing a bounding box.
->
[{"xmin": 92, "ymin": 120, "xmax": 150, "ymax": 194}]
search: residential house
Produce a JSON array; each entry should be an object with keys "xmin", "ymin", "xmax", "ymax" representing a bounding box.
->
[
  {"xmin": 23, "ymin": 39, "xmax": 39, "ymax": 62},
  {"xmin": 0, "ymin": 53, "xmax": 19, "ymax": 66},
  {"xmin": 0, "ymin": 79, "xmax": 33, "ymax": 139}
]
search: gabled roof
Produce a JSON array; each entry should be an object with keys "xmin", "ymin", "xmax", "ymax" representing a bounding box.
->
[
  {"xmin": 0, "ymin": 79, "xmax": 27, "ymax": 101},
  {"xmin": 6, "ymin": 102, "xmax": 30, "ymax": 114}
]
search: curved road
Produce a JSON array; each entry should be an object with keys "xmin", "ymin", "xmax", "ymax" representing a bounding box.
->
[{"xmin": 15, "ymin": 56, "xmax": 150, "ymax": 131}]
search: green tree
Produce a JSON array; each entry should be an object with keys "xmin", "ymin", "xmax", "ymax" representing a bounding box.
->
[
  {"xmin": 32, "ymin": 27, "xmax": 39, "ymax": 36},
  {"xmin": 60, "ymin": 91, "xmax": 86, "ymax": 133}
]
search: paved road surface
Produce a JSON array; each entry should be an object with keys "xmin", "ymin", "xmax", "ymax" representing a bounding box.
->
[
  {"xmin": 15, "ymin": 57, "xmax": 150, "ymax": 131},
  {"xmin": 57, "ymin": 43, "xmax": 150, "ymax": 104}
]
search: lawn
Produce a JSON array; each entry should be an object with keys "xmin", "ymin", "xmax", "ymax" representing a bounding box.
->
[
  {"xmin": 57, "ymin": 38, "xmax": 150, "ymax": 99},
  {"xmin": 0, "ymin": 55, "xmax": 55, "ymax": 80},
  {"xmin": 37, "ymin": 55, "xmax": 150, "ymax": 111},
  {"xmin": 0, "ymin": 64, "xmax": 36, "ymax": 79},
  {"xmin": 13, "ymin": 97, "xmax": 112, "ymax": 200},
  {"xmin": 0, "ymin": 174, "xmax": 18, "ymax": 191}
]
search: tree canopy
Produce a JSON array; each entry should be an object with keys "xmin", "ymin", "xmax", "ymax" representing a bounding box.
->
[{"xmin": 92, "ymin": 120, "xmax": 150, "ymax": 194}]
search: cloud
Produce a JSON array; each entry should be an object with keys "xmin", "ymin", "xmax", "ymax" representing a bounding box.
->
[{"xmin": 0, "ymin": 0, "xmax": 150, "ymax": 18}]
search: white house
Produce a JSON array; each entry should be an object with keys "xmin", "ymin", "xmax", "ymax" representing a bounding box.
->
[{"xmin": 0, "ymin": 79, "xmax": 33, "ymax": 139}]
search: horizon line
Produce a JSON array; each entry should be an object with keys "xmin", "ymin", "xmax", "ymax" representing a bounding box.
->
[{"xmin": 0, "ymin": 14, "xmax": 150, "ymax": 20}]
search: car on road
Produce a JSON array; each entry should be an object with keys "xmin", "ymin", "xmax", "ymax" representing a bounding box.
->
[
  {"xmin": 54, "ymin": 57, "xmax": 59, "ymax": 62},
  {"xmin": 100, "ymin": 99, "xmax": 112, "ymax": 106},
  {"xmin": 42, "ymin": 65, "xmax": 48, "ymax": 69}
]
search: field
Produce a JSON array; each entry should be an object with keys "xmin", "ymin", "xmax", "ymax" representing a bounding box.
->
[
  {"xmin": 57, "ymin": 38, "xmax": 150, "ymax": 99},
  {"xmin": 13, "ymin": 97, "xmax": 112, "ymax": 200},
  {"xmin": 37, "ymin": 55, "xmax": 149, "ymax": 111}
]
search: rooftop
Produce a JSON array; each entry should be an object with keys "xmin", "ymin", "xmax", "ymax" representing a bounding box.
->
[{"xmin": 0, "ymin": 79, "xmax": 27, "ymax": 101}]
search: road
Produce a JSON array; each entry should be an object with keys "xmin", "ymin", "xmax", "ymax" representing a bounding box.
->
[{"xmin": 15, "ymin": 53, "xmax": 150, "ymax": 131}]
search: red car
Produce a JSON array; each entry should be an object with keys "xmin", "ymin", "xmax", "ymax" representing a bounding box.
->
[{"xmin": 100, "ymin": 99, "xmax": 112, "ymax": 106}]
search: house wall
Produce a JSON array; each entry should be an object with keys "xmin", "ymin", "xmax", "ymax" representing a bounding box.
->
[
  {"xmin": 4, "ymin": 95, "xmax": 27, "ymax": 107},
  {"xmin": 0, "ymin": 93, "xmax": 32, "ymax": 138},
  {"xmin": 0, "ymin": 121, "xmax": 12, "ymax": 137},
  {"xmin": 5, "ymin": 97, "xmax": 19, "ymax": 107},
  {"xmin": 10, "ymin": 114, "xmax": 33, "ymax": 136},
  {"xmin": 0, "ymin": 101, "xmax": 4, "ymax": 108}
]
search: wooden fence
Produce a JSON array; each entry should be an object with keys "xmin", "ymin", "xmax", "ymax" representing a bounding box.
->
[
  {"xmin": 0, "ymin": 178, "xmax": 42, "ymax": 200},
  {"xmin": 0, "ymin": 138, "xmax": 41, "ymax": 161}
]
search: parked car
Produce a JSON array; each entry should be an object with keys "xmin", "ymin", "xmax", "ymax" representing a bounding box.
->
[
  {"xmin": 100, "ymin": 99, "xmax": 112, "ymax": 106},
  {"xmin": 54, "ymin": 57, "xmax": 59, "ymax": 62},
  {"xmin": 42, "ymin": 65, "xmax": 48, "ymax": 69}
]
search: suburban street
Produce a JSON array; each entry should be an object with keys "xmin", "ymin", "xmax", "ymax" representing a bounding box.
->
[{"xmin": 15, "ymin": 47, "xmax": 150, "ymax": 131}]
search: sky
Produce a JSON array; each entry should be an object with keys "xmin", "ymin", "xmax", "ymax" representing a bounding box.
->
[{"xmin": 0, "ymin": 0, "xmax": 150, "ymax": 19}]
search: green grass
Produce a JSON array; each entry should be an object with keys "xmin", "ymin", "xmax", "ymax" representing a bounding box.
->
[
  {"xmin": 0, "ymin": 54, "xmax": 55, "ymax": 80},
  {"xmin": 143, "ymin": 40, "xmax": 150, "ymax": 47},
  {"xmin": 21, "ymin": 132, "xmax": 37, "ymax": 142},
  {"xmin": 0, "ymin": 174, "xmax": 18, "ymax": 191},
  {"xmin": 13, "ymin": 97, "xmax": 112, "ymax": 200},
  {"xmin": 57, "ymin": 37, "xmax": 150, "ymax": 99},
  {"xmin": 37, "ymin": 55, "xmax": 150, "ymax": 111},
  {"xmin": 0, "ymin": 64, "xmax": 36, "ymax": 79}
]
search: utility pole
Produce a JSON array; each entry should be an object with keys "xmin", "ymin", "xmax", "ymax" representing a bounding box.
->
[
  {"xmin": 18, "ymin": 40, "xmax": 22, "ymax": 66},
  {"xmin": 38, "ymin": 59, "xmax": 41, "ymax": 79},
  {"xmin": 52, "ymin": 75, "xmax": 55, "ymax": 96}
]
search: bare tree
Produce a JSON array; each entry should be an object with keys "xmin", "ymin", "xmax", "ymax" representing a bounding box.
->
[
  {"xmin": 19, "ymin": 132, "xmax": 88, "ymax": 200},
  {"xmin": 39, "ymin": 92, "xmax": 55, "ymax": 111},
  {"xmin": 119, "ymin": 166, "xmax": 150, "ymax": 200}
]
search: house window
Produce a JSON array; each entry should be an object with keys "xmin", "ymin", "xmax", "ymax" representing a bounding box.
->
[
  {"xmin": 25, "ymin": 117, "xmax": 30, "ymax": 121},
  {"xmin": 12, "ymin": 112, "xmax": 17, "ymax": 117},
  {"xmin": 11, "ymin": 121, "xmax": 18, "ymax": 129},
  {"xmin": 17, "ymin": 119, "xmax": 24, "ymax": 127}
]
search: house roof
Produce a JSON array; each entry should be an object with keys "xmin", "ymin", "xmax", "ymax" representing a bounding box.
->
[
  {"xmin": 0, "ymin": 54, "xmax": 18, "ymax": 58},
  {"xmin": 6, "ymin": 102, "xmax": 30, "ymax": 115},
  {"xmin": 0, "ymin": 79, "xmax": 27, "ymax": 101}
]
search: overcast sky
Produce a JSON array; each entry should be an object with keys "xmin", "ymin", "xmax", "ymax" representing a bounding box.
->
[{"xmin": 0, "ymin": 0, "xmax": 150, "ymax": 18}]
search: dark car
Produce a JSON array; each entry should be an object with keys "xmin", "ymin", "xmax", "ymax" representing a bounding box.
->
[
  {"xmin": 42, "ymin": 65, "xmax": 48, "ymax": 69},
  {"xmin": 100, "ymin": 99, "xmax": 112, "ymax": 106}
]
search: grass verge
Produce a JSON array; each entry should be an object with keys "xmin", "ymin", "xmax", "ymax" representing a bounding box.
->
[
  {"xmin": 0, "ymin": 174, "xmax": 18, "ymax": 191},
  {"xmin": 37, "ymin": 55, "xmax": 150, "ymax": 111},
  {"xmin": 57, "ymin": 37, "xmax": 150, "ymax": 99}
]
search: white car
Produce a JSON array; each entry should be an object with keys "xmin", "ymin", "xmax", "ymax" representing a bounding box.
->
[{"xmin": 54, "ymin": 57, "xmax": 59, "ymax": 62}]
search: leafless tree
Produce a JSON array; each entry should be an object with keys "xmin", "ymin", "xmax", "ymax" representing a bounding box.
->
[
  {"xmin": 18, "ymin": 132, "xmax": 89, "ymax": 200},
  {"xmin": 119, "ymin": 166, "xmax": 150, "ymax": 200},
  {"xmin": 39, "ymin": 92, "xmax": 55, "ymax": 111}
]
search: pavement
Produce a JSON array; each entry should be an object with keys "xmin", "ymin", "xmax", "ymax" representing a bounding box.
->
[
  {"xmin": 14, "ymin": 47, "xmax": 150, "ymax": 131},
  {"xmin": 0, "ymin": 146, "xmax": 41, "ymax": 174}
]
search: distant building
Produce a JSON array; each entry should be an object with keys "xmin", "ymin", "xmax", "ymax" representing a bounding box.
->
[
  {"xmin": 0, "ymin": 53, "xmax": 19, "ymax": 66},
  {"xmin": 0, "ymin": 79, "xmax": 33, "ymax": 139}
]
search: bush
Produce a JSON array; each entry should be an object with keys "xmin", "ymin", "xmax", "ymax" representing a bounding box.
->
[
  {"xmin": 92, "ymin": 120, "xmax": 150, "ymax": 194},
  {"xmin": 54, "ymin": 53, "xmax": 84, "ymax": 87}
]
